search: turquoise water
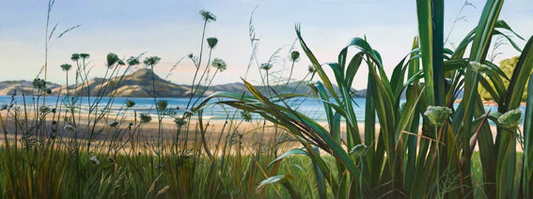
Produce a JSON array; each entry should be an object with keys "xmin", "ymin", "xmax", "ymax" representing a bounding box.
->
[{"xmin": 0, "ymin": 95, "xmax": 524, "ymax": 124}]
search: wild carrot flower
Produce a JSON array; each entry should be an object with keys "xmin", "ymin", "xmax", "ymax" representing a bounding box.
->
[
  {"xmin": 424, "ymin": 106, "xmax": 452, "ymax": 126},
  {"xmin": 60, "ymin": 64, "xmax": 72, "ymax": 72},
  {"xmin": 107, "ymin": 53, "xmax": 120, "ymax": 67},
  {"xmin": 469, "ymin": 61, "xmax": 489, "ymax": 73},
  {"xmin": 64, "ymin": 124, "xmax": 76, "ymax": 133},
  {"xmin": 241, "ymin": 111, "xmax": 252, "ymax": 122},
  {"xmin": 143, "ymin": 56, "xmax": 161, "ymax": 66},
  {"xmin": 199, "ymin": 10, "xmax": 216, "ymax": 22},
  {"xmin": 260, "ymin": 63, "xmax": 273, "ymax": 71},
  {"xmin": 174, "ymin": 118, "xmax": 187, "ymax": 127},
  {"xmin": 39, "ymin": 105, "xmax": 50, "ymax": 114},
  {"xmin": 498, "ymin": 108, "xmax": 523, "ymax": 128},
  {"xmin": 79, "ymin": 53, "xmax": 90, "ymax": 60},
  {"xmin": 290, "ymin": 51, "xmax": 300, "ymax": 62},
  {"xmin": 108, "ymin": 121, "xmax": 119, "ymax": 128},
  {"xmin": 207, "ymin": 37, "xmax": 218, "ymax": 49},
  {"xmin": 306, "ymin": 80, "xmax": 319, "ymax": 88},
  {"xmin": 308, "ymin": 65, "xmax": 317, "ymax": 73},
  {"xmin": 71, "ymin": 53, "xmax": 80, "ymax": 62},
  {"xmin": 140, "ymin": 113, "xmax": 152, "ymax": 123},
  {"xmin": 90, "ymin": 156, "xmax": 100, "ymax": 165},
  {"xmin": 127, "ymin": 56, "xmax": 140, "ymax": 66},
  {"xmin": 157, "ymin": 100, "xmax": 168, "ymax": 111},
  {"xmin": 32, "ymin": 78, "xmax": 46, "ymax": 90},
  {"xmin": 211, "ymin": 58, "xmax": 227, "ymax": 71},
  {"xmin": 125, "ymin": 99, "xmax": 136, "ymax": 108}
]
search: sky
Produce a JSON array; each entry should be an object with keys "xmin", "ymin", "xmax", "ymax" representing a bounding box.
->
[{"xmin": 0, "ymin": 0, "xmax": 532, "ymax": 89}]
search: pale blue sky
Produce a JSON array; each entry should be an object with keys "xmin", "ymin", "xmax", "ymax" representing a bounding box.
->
[{"xmin": 1, "ymin": 0, "xmax": 532, "ymax": 89}]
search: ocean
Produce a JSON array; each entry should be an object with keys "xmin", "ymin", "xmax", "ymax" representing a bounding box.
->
[{"xmin": 0, "ymin": 95, "xmax": 524, "ymax": 125}]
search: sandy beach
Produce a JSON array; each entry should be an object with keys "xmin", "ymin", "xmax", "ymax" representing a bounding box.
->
[{"xmin": 0, "ymin": 109, "xmax": 523, "ymax": 153}]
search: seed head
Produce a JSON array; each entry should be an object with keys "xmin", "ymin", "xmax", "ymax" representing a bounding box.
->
[
  {"xmin": 143, "ymin": 56, "xmax": 161, "ymax": 66},
  {"xmin": 211, "ymin": 58, "xmax": 227, "ymax": 71},
  {"xmin": 108, "ymin": 121, "xmax": 119, "ymax": 128},
  {"xmin": 199, "ymin": 10, "xmax": 216, "ymax": 22},
  {"xmin": 241, "ymin": 111, "xmax": 252, "ymax": 122},
  {"xmin": 157, "ymin": 100, "xmax": 168, "ymax": 111},
  {"xmin": 260, "ymin": 63, "xmax": 273, "ymax": 71},
  {"xmin": 60, "ymin": 64, "xmax": 72, "ymax": 72},
  {"xmin": 32, "ymin": 78, "xmax": 46, "ymax": 90},
  {"xmin": 127, "ymin": 56, "xmax": 140, "ymax": 66},
  {"xmin": 140, "ymin": 113, "xmax": 152, "ymax": 123},
  {"xmin": 125, "ymin": 99, "xmax": 136, "ymax": 108},
  {"xmin": 90, "ymin": 156, "xmax": 100, "ymax": 165},
  {"xmin": 79, "ymin": 53, "xmax": 90, "ymax": 60},
  {"xmin": 290, "ymin": 50, "xmax": 300, "ymax": 62},
  {"xmin": 106, "ymin": 53, "xmax": 120, "ymax": 67},
  {"xmin": 174, "ymin": 117, "xmax": 187, "ymax": 127},
  {"xmin": 469, "ymin": 61, "xmax": 489, "ymax": 73},
  {"xmin": 424, "ymin": 106, "xmax": 452, "ymax": 126},
  {"xmin": 207, "ymin": 37, "xmax": 218, "ymax": 49},
  {"xmin": 498, "ymin": 108, "xmax": 523, "ymax": 128},
  {"xmin": 71, "ymin": 53, "xmax": 80, "ymax": 62},
  {"xmin": 308, "ymin": 65, "xmax": 317, "ymax": 73},
  {"xmin": 39, "ymin": 105, "xmax": 50, "ymax": 114}
]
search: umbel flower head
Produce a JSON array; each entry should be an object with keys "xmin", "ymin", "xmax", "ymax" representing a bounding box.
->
[
  {"xmin": 32, "ymin": 78, "xmax": 46, "ymax": 90},
  {"xmin": 125, "ymin": 99, "xmax": 136, "ymax": 108},
  {"xmin": 260, "ymin": 63, "xmax": 273, "ymax": 71},
  {"xmin": 71, "ymin": 53, "xmax": 80, "ymax": 62},
  {"xmin": 469, "ymin": 61, "xmax": 489, "ymax": 73},
  {"xmin": 207, "ymin": 37, "xmax": 218, "ymax": 49},
  {"xmin": 199, "ymin": 10, "xmax": 216, "ymax": 22},
  {"xmin": 290, "ymin": 50, "xmax": 300, "ymax": 62},
  {"xmin": 108, "ymin": 121, "xmax": 119, "ymax": 128},
  {"xmin": 211, "ymin": 58, "xmax": 227, "ymax": 71},
  {"xmin": 140, "ymin": 113, "xmax": 152, "ymax": 123},
  {"xmin": 90, "ymin": 156, "xmax": 100, "ymax": 165},
  {"xmin": 241, "ymin": 111, "xmax": 252, "ymax": 122},
  {"xmin": 60, "ymin": 64, "xmax": 72, "ymax": 72},
  {"xmin": 106, "ymin": 53, "xmax": 120, "ymax": 67},
  {"xmin": 39, "ymin": 105, "xmax": 51, "ymax": 114},
  {"xmin": 308, "ymin": 65, "xmax": 317, "ymax": 73},
  {"xmin": 79, "ymin": 53, "xmax": 90, "ymax": 60},
  {"xmin": 127, "ymin": 56, "xmax": 140, "ymax": 66},
  {"xmin": 498, "ymin": 108, "xmax": 523, "ymax": 128},
  {"xmin": 174, "ymin": 117, "xmax": 187, "ymax": 127},
  {"xmin": 144, "ymin": 56, "xmax": 161, "ymax": 66},
  {"xmin": 157, "ymin": 100, "xmax": 168, "ymax": 111},
  {"xmin": 424, "ymin": 106, "xmax": 452, "ymax": 126}
]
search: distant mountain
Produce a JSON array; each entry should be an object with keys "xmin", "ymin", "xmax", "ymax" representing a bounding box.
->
[
  {"xmin": 0, "ymin": 68, "xmax": 367, "ymax": 98},
  {"xmin": 0, "ymin": 80, "xmax": 60, "ymax": 96}
]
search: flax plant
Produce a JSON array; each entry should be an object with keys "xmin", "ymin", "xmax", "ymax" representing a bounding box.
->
[{"xmin": 196, "ymin": 0, "xmax": 533, "ymax": 198}]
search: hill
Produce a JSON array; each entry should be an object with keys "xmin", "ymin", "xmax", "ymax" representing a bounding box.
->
[{"xmin": 0, "ymin": 68, "xmax": 366, "ymax": 98}]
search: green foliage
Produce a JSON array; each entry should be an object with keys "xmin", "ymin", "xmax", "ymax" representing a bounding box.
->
[
  {"xmin": 479, "ymin": 56, "xmax": 530, "ymax": 101},
  {"xmin": 195, "ymin": 1, "xmax": 533, "ymax": 198}
]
